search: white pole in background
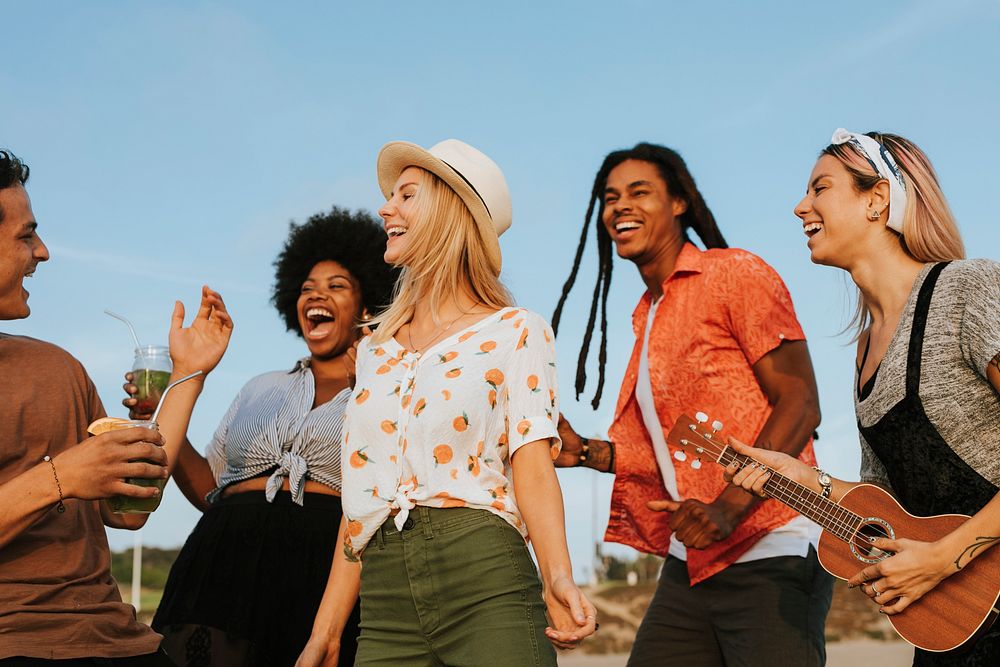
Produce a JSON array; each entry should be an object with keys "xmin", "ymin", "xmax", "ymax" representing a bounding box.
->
[{"xmin": 131, "ymin": 529, "xmax": 142, "ymax": 613}]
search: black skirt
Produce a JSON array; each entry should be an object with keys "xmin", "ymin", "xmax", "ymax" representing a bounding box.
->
[{"xmin": 152, "ymin": 490, "xmax": 360, "ymax": 667}]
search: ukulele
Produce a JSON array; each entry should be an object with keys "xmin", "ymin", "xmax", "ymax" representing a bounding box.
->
[{"xmin": 666, "ymin": 412, "xmax": 1000, "ymax": 653}]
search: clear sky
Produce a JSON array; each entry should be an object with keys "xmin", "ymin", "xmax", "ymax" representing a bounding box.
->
[{"xmin": 3, "ymin": 0, "xmax": 999, "ymax": 581}]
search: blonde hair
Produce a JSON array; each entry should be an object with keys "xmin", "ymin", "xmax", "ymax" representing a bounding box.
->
[
  {"xmin": 823, "ymin": 132, "xmax": 965, "ymax": 338},
  {"xmin": 369, "ymin": 168, "xmax": 513, "ymax": 343}
]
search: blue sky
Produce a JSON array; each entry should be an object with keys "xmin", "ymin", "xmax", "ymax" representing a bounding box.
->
[{"xmin": 3, "ymin": 1, "xmax": 999, "ymax": 580}]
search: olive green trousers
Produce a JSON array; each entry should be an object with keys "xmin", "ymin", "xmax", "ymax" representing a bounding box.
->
[{"xmin": 356, "ymin": 506, "xmax": 557, "ymax": 667}]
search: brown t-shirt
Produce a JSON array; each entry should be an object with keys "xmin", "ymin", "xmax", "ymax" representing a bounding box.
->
[{"xmin": 0, "ymin": 334, "xmax": 162, "ymax": 659}]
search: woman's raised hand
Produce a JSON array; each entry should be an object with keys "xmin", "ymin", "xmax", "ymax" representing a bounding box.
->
[{"xmin": 169, "ymin": 286, "xmax": 234, "ymax": 377}]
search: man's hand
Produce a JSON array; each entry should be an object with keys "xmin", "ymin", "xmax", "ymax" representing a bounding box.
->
[
  {"xmin": 56, "ymin": 427, "xmax": 167, "ymax": 501},
  {"xmin": 554, "ymin": 414, "xmax": 585, "ymax": 468},
  {"xmin": 647, "ymin": 497, "xmax": 740, "ymax": 549}
]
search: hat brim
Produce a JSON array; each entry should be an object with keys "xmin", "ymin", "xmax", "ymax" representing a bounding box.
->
[{"xmin": 377, "ymin": 141, "xmax": 502, "ymax": 274}]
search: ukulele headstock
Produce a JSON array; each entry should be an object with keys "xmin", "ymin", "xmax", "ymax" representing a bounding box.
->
[{"xmin": 665, "ymin": 412, "xmax": 728, "ymax": 469}]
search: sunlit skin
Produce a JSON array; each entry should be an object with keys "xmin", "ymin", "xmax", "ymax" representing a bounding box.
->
[
  {"xmin": 379, "ymin": 166, "xmax": 423, "ymax": 266},
  {"xmin": 0, "ymin": 185, "xmax": 50, "ymax": 320},
  {"xmin": 793, "ymin": 154, "xmax": 892, "ymax": 270},
  {"xmin": 601, "ymin": 159, "xmax": 687, "ymax": 298},
  {"xmin": 793, "ymin": 154, "xmax": 920, "ymax": 390}
]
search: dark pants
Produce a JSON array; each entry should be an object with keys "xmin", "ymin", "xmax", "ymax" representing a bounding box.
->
[
  {"xmin": 628, "ymin": 547, "xmax": 833, "ymax": 667},
  {"xmin": 0, "ymin": 648, "xmax": 175, "ymax": 667},
  {"xmin": 357, "ymin": 506, "xmax": 556, "ymax": 667}
]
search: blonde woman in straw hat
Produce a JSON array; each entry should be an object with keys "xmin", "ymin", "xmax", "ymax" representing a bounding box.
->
[{"xmin": 297, "ymin": 140, "xmax": 596, "ymax": 666}]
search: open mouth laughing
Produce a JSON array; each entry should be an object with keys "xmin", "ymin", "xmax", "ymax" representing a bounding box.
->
[{"xmin": 304, "ymin": 306, "xmax": 336, "ymax": 339}]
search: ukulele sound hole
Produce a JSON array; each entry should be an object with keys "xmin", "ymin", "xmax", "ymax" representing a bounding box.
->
[{"xmin": 850, "ymin": 518, "xmax": 895, "ymax": 564}]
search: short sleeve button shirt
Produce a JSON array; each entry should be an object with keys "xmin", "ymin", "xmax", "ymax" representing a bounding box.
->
[{"xmin": 341, "ymin": 307, "xmax": 561, "ymax": 557}]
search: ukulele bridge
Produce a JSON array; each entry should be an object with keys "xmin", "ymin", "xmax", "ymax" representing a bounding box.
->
[{"xmin": 850, "ymin": 517, "xmax": 895, "ymax": 563}]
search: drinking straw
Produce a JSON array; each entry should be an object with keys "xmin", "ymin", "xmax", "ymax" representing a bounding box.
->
[
  {"xmin": 104, "ymin": 309, "xmax": 142, "ymax": 351},
  {"xmin": 150, "ymin": 370, "xmax": 204, "ymax": 424}
]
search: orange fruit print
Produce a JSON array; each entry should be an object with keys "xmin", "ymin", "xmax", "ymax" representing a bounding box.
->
[
  {"xmin": 485, "ymin": 368, "xmax": 504, "ymax": 388},
  {"xmin": 347, "ymin": 520, "xmax": 363, "ymax": 537},
  {"xmin": 380, "ymin": 420, "xmax": 397, "ymax": 434},
  {"xmin": 527, "ymin": 375, "xmax": 539, "ymax": 391},
  {"xmin": 349, "ymin": 448, "xmax": 371, "ymax": 468},
  {"xmin": 413, "ymin": 398, "xmax": 427, "ymax": 415},
  {"xmin": 433, "ymin": 444, "xmax": 453, "ymax": 465},
  {"xmin": 355, "ymin": 388, "xmax": 370, "ymax": 404},
  {"xmin": 516, "ymin": 328, "xmax": 529, "ymax": 350},
  {"xmin": 376, "ymin": 364, "xmax": 392, "ymax": 375},
  {"xmin": 517, "ymin": 419, "xmax": 531, "ymax": 436},
  {"xmin": 445, "ymin": 368, "xmax": 462, "ymax": 379},
  {"xmin": 442, "ymin": 389, "xmax": 452, "ymax": 400},
  {"xmin": 479, "ymin": 340, "xmax": 496, "ymax": 354},
  {"xmin": 453, "ymin": 412, "xmax": 469, "ymax": 432},
  {"xmin": 438, "ymin": 351, "xmax": 459, "ymax": 363},
  {"xmin": 487, "ymin": 388, "xmax": 497, "ymax": 409},
  {"xmin": 467, "ymin": 455, "xmax": 481, "ymax": 477}
]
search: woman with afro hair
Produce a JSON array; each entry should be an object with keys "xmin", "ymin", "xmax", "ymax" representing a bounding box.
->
[{"xmin": 123, "ymin": 207, "xmax": 398, "ymax": 667}]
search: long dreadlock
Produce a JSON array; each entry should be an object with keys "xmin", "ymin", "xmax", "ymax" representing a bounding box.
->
[{"xmin": 551, "ymin": 143, "xmax": 728, "ymax": 409}]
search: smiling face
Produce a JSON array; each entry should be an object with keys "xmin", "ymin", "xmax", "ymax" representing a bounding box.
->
[
  {"xmin": 0, "ymin": 185, "xmax": 49, "ymax": 320},
  {"xmin": 794, "ymin": 155, "xmax": 881, "ymax": 268},
  {"xmin": 296, "ymin": 260, "xmax": 364, "ymax": 359},
  {"xmin": 378, "ymin": 166, "xmax": 424, "ymax": 266},
  {"xmin": 601, "ymin": 159, "xmax": 687, "ymax": 266}
]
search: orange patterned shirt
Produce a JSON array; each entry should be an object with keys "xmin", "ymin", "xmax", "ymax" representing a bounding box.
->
[
  {"xmin": 605, "ymin": 243, "xmax": 817, "ymax": 584},
  {"xmin": 342, "ymin": 308, "xmax": 561, "ymax": 557}
]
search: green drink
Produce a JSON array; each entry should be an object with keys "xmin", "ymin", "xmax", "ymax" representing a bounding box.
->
[
  {"xmin": 88, "ymin": 418, "xmax": 166, "ymax": 514},
  {"xmin": 133, "ymin": 368, "xmax": 171, "ymax": 415},
  {"xmin": 132, "ymin": 346, "xmax": 172, "ymax": 416}
]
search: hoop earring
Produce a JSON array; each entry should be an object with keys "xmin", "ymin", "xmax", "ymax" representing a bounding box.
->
[{"xmin": 868, "ymin": 209, "xmax": 881, "ymax": 221}]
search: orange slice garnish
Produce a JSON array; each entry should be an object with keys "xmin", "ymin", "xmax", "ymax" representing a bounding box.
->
[{"xmin": 87, "ymin": 417, "xmax": 130, "ymax": 436}]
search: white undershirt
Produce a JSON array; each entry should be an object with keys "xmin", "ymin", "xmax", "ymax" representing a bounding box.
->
[{"xmin": 635, "ymin": 298, "xmax": 819, "ymax": 562}]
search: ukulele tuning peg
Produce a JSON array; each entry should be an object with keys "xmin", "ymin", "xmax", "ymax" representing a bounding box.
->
[
  {"xmin": 691, "ymin": 459, "xmax": 702, "ymax": 470},
  {"xmin": 673, "ymin": 451, "xmax": 687, "ymax": 462},
  {"xmin": 711, "ymin": 420, "xmax": 723, "ymax": 432},
  {"xmin": 695, "ymin": 412, "xmax": 708, "ymax": 424}
]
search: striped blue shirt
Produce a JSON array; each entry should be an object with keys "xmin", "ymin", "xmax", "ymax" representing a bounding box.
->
[{"xmin": 205, "ymin": 359, "xmax": 349, "ymax": 505}]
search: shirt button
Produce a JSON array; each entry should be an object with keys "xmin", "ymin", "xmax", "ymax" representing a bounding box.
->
[{"xmin": 403, "ymin": 518, "xmax": 415, "ymax": 530}]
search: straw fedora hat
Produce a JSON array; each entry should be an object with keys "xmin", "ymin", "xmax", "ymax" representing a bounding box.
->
[{"xmin": 377, "ymin": 139, "xmax": 511, "ymax": 275}]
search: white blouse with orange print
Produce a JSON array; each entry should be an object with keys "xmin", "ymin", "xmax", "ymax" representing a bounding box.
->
[{"xmin": 341, "ymin": 307, "xmax": 561, "ymax": 558}]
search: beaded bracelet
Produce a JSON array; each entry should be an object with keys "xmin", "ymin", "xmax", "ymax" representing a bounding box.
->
[
  {"xmin": 578, "ymin": 438, "xmax": 591, "ymax": 465},
  {"xmin": 43, "ymin": 455, "xmax": 66, "ymax": 513}
]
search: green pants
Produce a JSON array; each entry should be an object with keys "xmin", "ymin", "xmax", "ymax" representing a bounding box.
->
[{"xmin": 356, "ymin": 506, "xmax": 557, "ymax": 667}]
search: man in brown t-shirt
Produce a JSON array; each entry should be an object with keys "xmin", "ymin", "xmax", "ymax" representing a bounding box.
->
[{"xmin": 0, "ymin": 150, "xmax": 173, "ymax": 665}]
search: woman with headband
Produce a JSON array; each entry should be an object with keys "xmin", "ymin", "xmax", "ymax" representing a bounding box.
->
[
  {"xmin": 299, "ymin": 140, "xmax": 596, "ymax": 667},
  {"xmin": 726, "ymin": 129, "xmax": 1000, "ymax": 664}
]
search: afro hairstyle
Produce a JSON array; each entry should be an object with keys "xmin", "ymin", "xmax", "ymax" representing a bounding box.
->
[{"xmin": 271, "ymin": 206, "xmax": 399, "ymax": 336}]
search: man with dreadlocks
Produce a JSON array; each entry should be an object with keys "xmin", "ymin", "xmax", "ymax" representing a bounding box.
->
[{"xmin": 552, "ymin": 143, "xmax": 833, "ymax": 666}]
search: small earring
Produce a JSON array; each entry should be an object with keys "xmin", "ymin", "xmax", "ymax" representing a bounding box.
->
[
  {"xmin": 361, "ymin": 314, "xmax": 372, "ymax": 322},
  {"xmin": 868, "ymin": 209, "xmax": 881, "ymax": 221}
]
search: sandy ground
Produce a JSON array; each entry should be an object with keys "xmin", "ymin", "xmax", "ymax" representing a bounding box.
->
[{"xmin": 558, "ymin": 640, "xmax": 914, "ymax": 666}]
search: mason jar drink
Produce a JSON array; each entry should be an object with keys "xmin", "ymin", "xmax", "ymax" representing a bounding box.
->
[
  {"xmin": 88, "ymin": 418, "xmax": 166, "ymax": 514},
  {"xmin": 132, "ymin": 345, "xmax": 172, "ymax": 415}
]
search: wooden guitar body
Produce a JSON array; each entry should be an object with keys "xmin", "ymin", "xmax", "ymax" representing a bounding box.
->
[{"xmin": 816, "ymin": 483, "xmax": 1000, "ymax": 652}]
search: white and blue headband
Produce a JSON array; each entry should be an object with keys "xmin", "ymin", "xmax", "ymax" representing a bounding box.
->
[{"xmin": 830, "ymin": 128, "xmax": 908, "ymax": 234}]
